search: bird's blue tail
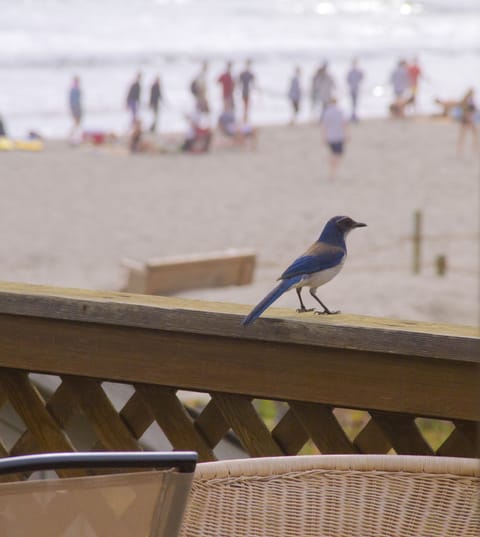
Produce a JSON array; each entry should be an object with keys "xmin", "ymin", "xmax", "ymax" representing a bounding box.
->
[{"xmin": 242, "ymin": 277, "xmax": 300, "ymax": 326}]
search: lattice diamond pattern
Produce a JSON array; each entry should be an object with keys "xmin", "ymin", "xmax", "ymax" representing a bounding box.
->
[{"xmin": 0, "ymin": 369, "xmax": 478, "ymax": 481}]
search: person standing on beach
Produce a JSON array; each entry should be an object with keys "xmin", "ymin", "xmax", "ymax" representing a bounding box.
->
[
  {"xmin": 346, "ymin": 58, "xmax": 364, "ymax": 122},
  {"xmin": 68, "ymin": 76, "xmax": 83, "ymax": 142},
  {"xmin": 126, "ymin": 72, "xmax": 142, "ymax": 125},
  {"xmin": 238, "ymin": 59, "xmax": 255, "ymax": 123},
  {"xmin": 390, "ymin": 60, "xmax": 409, "ymax": 102},
  {"xmin": 149, "ymin": 76, "xmax": 163, "ymax": 132},
  {"xmin": 0, "ymin": 115, "xmax": 7, "ymax": 137},
  {"xmin": 456, "ymin": 88, "xmax": 478, "ymax": 157},
  {"xmin": 217, "ymin": 61, "xmax": 235, "ymax": 111},
  {"xmin": 407, "ymin": 57, "xmax": 422, "ymax": 113},
  {"xmin": 322, "ymin": 98, "xmax": 348, "ymax": 180},
  {"xmin": 191, "ymin": 61, "xmax": 209, "ymax": 109},
  {"xmin": 287, "ymin": 66, "xmax": 302, "ymax": 125},
  {"xmin": 313, "ymin": 62, "xmax": 335, "ymax": 120},
  {"xmin": 310, "ymin": 67, "xmax": 322, "ymax": 118}
]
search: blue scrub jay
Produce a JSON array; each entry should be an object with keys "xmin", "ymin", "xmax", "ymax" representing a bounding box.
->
[{"xmin": 242, "ymin": 216, "xmax": 366, "ymax": 326}]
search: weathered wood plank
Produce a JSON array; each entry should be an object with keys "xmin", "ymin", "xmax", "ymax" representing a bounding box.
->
[
  {"xmin": 0, "ymin": 315, "xmax": 477, "ymax": 421},
  {"xmin": 0, "ymin": 371, "xmax": 74, "ymax": 453},
  {"xmin": 436, "ymin": 421, "xmax": 479, "ymax": 457},
  {"xmin": 136, "ymin": 384, "xmax": 216, "ymax": 461},
  {"xmin": 453, "ymin": 420, "xmax": 479, "ymax": 448},
  {"xmin": 0, "ymin": 370, "xmax": 80, "ymax": 477},
  {"xmin": 353, "ymin": 419, "xmax": 392, "ymax": 454},
  {"xmin": 5, "ymin": 381, "xmax": 76, "ymax": 463},
  {"xmin": 61, "ymin": 376, "xmax": 140, "ymax": 451},
  {"xmin": 120, "ymin": 391, "xmax": 154, "ymax": 440},
  {"xmin": 211, "ymin": 393, "xmax": 284, "ymax": 457},
  {"xmin": 45, "ymin": 381, "xmax": 77, "ymax": 427},
  {"xmin": 141, "ymin": 249, "xmax": 256, "ymax": 294},
  {"xmin": 290, "ymin": 402, "xmax": 358, "ymax": 454},
  {"xmin": 436, "ymin": 428, "xmax": 478, "ymax": 458},
  {"xmin": 272, "ymin": 408, "xmax": 309, "ymax": 455},
  {"xmin": 194, "ymin": 399, "xmax": 232, "ymax": 449},
  {"xmin": 0, "ymin": 281, "xmax": 476, "ymax": 362},
  {"xmin": 370, "ymin": 411, "xmax": 434, "ymax": 455}
]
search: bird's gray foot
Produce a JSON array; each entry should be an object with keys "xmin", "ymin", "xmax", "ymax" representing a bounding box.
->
[
  {"xmin": 314, "ymin": 309, "xmax": 340, "ymax": 315},
  {"xmin": 296, "ymin": 307, "xmax": 314, "ymax": 313}
]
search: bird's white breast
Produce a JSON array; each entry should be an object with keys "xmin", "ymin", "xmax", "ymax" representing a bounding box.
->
[{"xmin": 295, "ymin": 256, "xmax": 346, "ymax": 289}]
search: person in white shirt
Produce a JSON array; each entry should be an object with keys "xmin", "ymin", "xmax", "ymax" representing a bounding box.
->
[{"xmin": 322, "ymin": 98, "xmax": 348, "ymax": 180}]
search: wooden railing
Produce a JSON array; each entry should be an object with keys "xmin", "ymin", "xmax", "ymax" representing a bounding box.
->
[{"xmin": 0, "ymin": 281, "xmax": 478, "ymax": 469}]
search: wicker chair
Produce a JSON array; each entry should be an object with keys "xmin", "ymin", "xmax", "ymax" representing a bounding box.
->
[{"xmin": 180, "ymin": 455, "xmax": 480, "ymax": 537}]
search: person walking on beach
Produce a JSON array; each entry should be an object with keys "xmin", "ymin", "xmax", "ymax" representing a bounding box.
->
[
  {"xmin": 310, "ymin": 67, "xmax": 322, "ymax": 118},
  {"xmin": 238, "ymin": 59, "xmax": 255, "ymax": 123},
  {"xmin": 217, "ymin": 61, "xmax": 235, "ymax": 111},
  {"xmin": 322, "ymin": 98, "xmax": 348, "ymax": 180},
  {"xmin": 287, "ymin": 66, "xmax": 302, "ymax": 125},
  {"xmin": 68, "ymin": 75, "xmax": 83, "ymax": 142},
  {"xmin": 407, "ymin": 57, "xmax": 422, "ymax": 112},
  {"xmin": 149, "ymin": 76, "xmax": 163, "ymax": 132},
  {"xmin": 126, "ymin": 72, "xmax": 142, "ymax": 125},
  {"xmin": 312, "ymin": 62, "xmax": 335, "ymax": 120},
  {"xmin": 456, "ymin": 88, "xmax": 478, "ymax": 157},
  {"xmin": 0, "ymin": 115, "xmax": 7, "ymax": 137},
  {"xmin": 190, "ymin": 61, "xmax": 209, "ymax": 109},
  {"xmin": 390, "ymin": 60, "xmax": 409, "ymax": 99},
  {"xmin": 346, "ymin": 58, "xmax": 364, "ymax": 122},
  {"xmin": 388, "ymin": 60, "xmax": 411, "ymax": 117}
]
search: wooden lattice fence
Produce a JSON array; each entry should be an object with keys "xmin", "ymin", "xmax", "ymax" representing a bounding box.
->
[{"xmin": 0, "ymin": 282, "xmax": 478, "ymax": 480}]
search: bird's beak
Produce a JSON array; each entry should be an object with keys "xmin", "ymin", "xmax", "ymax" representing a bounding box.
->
[{"xmin": 353, "ymin": 221, "xmax": 367, "ymax": 228}]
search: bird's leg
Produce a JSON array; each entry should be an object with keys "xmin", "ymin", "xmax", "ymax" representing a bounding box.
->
[
  {"xmin": 296, "ymin": 288, "xmax": 314, "ymax": 313},
  {"xmin": 309, "ymin": 288, "xmax": 340, "ymax": 315}
]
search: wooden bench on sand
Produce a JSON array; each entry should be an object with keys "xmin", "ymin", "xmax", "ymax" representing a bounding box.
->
[{"xmin": 121, "ymin": 249, "xmax": 256, "ymax": 295}]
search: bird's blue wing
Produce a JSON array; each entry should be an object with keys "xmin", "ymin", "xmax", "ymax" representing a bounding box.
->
[{"xmin": 279, "ymin": 242, "xmax": 345, "ymax": 280}]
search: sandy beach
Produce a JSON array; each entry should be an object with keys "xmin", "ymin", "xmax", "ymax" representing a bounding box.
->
[{"xmin": 1, "ymin": 118, "xmax": 478, "ymax": 326}]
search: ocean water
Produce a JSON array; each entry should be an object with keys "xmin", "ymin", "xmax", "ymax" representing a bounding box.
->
[{"xmin": 1, "ymin": 0, "xmax": 479, "ymax": 137}]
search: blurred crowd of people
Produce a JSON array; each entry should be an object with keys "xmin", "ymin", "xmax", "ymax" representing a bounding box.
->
[
  {"xmin": 48, "ymin": 56, "xmax": 471, "ymax": 168},
  {"xmin": 60, "ymin": 55, "xmax": 478, "ymax": 178}
]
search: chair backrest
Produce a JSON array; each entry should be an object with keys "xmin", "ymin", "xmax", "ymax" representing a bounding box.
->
[
  {"xmin": 0, "ymin": 451, "xmax": 197, "ymax": 537},
  {"xmin": 180, "ymin": 454, "xmax": 480, "ymax": 537}
]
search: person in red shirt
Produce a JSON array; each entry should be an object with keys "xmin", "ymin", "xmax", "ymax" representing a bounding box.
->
[
  {"xmin": 407, "ymin": 57, "xmax": 422, "ymax": 112},
  {"xmin": 217, "ymin": 61, "xmax": 235, "ymax": 111}
]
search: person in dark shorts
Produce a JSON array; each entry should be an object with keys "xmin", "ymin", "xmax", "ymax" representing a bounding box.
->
[
  {"xmin": 126, "ymin": 72, "xmax": 142, "ymax": 125},
  {"xmin": 328, "ymin": 141, "xmax": 344, "ymax": 154},
  {"xmin": 238, "ymin": 59, "xmax": 255, "ymax": 123},
  {"xmin": 149, "ymin": 76, "xmax": 163, "ymax": 132},
  {"xmin": 288, "ymin": 66, "xmax": 302, "ymax": 125}
]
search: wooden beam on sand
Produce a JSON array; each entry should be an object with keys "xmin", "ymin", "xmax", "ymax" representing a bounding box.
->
[{"xmin": 121, "ymin": 249, "xmax": 256, "ymax": 295}]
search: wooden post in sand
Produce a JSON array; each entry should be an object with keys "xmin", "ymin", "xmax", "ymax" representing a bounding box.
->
[
  {"xmin": 436, "ymin": 254, "xmax": 447, "ymax": 276},
  {"xmin": 412, "ymin": 210, "xmax": 422, "ymax": 274}
]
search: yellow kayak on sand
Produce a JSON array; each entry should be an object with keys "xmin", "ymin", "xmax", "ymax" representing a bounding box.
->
[{"xmin": 0, "ymin": 137, "xmax": 44, "ymax": 151}]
